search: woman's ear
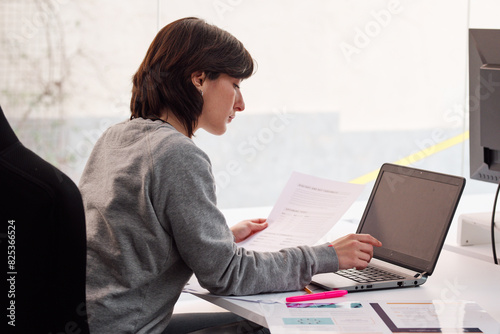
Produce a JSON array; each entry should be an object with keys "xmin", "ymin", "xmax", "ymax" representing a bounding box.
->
[{"xmin": 191, "ymin": 71, "xmax": 206, "ymax": 89}]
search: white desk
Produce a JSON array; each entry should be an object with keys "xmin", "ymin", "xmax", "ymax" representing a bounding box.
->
[
  {"xmin": 187, "ymin": 193, "xmax": 500, "ymax": 328},
  {"xmin": 191, "ymin": 248, "xmax": 500, "ymax": 327}
]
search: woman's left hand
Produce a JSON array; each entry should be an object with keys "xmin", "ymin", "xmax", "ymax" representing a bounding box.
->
[{"xmin": 230, "ymin": 218, "xmax": 268, "ymax": 243}]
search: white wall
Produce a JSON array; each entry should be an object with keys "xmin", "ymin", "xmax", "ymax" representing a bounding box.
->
[{"xmin": 469, "ymin": 0, "xmax": 500, "ymax": 29}]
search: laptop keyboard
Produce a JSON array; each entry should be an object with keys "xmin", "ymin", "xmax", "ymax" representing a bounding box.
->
[{"xmin": 335, "ymin": 265, "xmax": 405, "ymax": 283}]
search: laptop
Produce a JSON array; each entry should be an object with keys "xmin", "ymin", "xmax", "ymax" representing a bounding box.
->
[{"xmin": 312, "ymin": 163, "xmax": 466, "ymax": 292}]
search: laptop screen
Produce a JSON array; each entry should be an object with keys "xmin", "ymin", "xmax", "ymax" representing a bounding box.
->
[{"xmin": 357, "ymin": 164, "xmax": 465, "ymax": 274}]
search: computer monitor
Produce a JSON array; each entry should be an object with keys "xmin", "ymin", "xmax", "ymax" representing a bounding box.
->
[
  {"xmin": 469, "ymin": 28, "xmax": 500, "ymax": 184},
  {"xmin": 468, "ymin": 29, "xmax": 500, "ymax": 265}
]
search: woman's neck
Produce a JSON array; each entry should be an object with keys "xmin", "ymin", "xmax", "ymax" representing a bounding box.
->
[{"xmin": 159, "ymin": 110, "xmax": 193, "ymax": 137}]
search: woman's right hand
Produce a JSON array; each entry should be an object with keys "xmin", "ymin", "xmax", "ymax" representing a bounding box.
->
[{"xmin": 329, "ymin": 233, "xmax": 382, "ymax": 270}]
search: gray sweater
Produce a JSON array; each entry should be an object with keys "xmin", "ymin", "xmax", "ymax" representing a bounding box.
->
[{"xmin": 79, "ymin": 118, "xmax": 339, "ymax": 333}]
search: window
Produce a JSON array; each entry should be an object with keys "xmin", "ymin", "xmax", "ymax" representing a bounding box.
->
[{"xmin": 1, "ymin": 0, "xmax": 496, "ymax": 209}]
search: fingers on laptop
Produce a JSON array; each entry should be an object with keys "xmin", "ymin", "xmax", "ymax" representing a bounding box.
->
[
  {"xmin": 329, "ymin": 233, "xmax": 382, "ymax": 270},
  {"xmin": 356, "ymin": 234, "xmax": 382, "ymax": 247}
]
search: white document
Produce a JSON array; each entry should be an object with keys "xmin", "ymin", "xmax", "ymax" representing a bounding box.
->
[
  {"xmin": 265, "ymin": 300, "xmax": 388, "ymax": 333},
  {"xmin": 265, "ymin": 300, "xmax": 500, "ymax": 333},
  {"xmin": 237, "ymin": 171, "xmax": 365, "ymax": 252},
  {"xmin": 183, "ymin": 278, "xmax": 285, "ymax": 305},
  {"xmin": 376, "ymin": 301, "xmax": 500, "ymax": 333}
]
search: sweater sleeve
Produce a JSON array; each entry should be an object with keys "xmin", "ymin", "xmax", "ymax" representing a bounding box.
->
[{"xmin": 152, "ymin": 134, "xmax": 339, "ymax": 295}]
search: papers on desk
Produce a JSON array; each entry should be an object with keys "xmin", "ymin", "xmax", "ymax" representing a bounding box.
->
[
  {"xmin": 265, "ymin": 300, "xmax": 500, "ymax": 333},
  {"xmin": 183, "ymin": 278, "xmax": 284, "ymax": 304},
  {"xmin": 237, "ymin": 171, "xmax": 365, "ymax": 252},
  {"xmin": 183, "ymin": 279, "xmax": 500, "ymax": 333}
]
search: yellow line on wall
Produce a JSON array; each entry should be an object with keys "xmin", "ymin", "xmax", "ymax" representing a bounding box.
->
[{"xmin": 350, "ymin": 131, "xmax": 470, "ymax": 185}]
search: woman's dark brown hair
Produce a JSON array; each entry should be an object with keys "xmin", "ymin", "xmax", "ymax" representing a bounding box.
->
[{"xmin": 130, "ymin": 17, "xmax": 254, "ymax": 137}]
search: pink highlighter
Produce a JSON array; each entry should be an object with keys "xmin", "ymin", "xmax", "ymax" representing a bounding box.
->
[{"xmin": 286, "ymin": 290, "xmax": 348, "ymax": 303}]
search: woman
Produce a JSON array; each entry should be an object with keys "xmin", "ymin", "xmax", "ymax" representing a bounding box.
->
[{"xmin": 80, "ymin": 17, "xmax": 381, "ymax": 334}]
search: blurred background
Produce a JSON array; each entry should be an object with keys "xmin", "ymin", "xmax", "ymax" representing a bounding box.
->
[{"xmin": 1, "ymin": 0, "xmax": 499, "ymax": 209}]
